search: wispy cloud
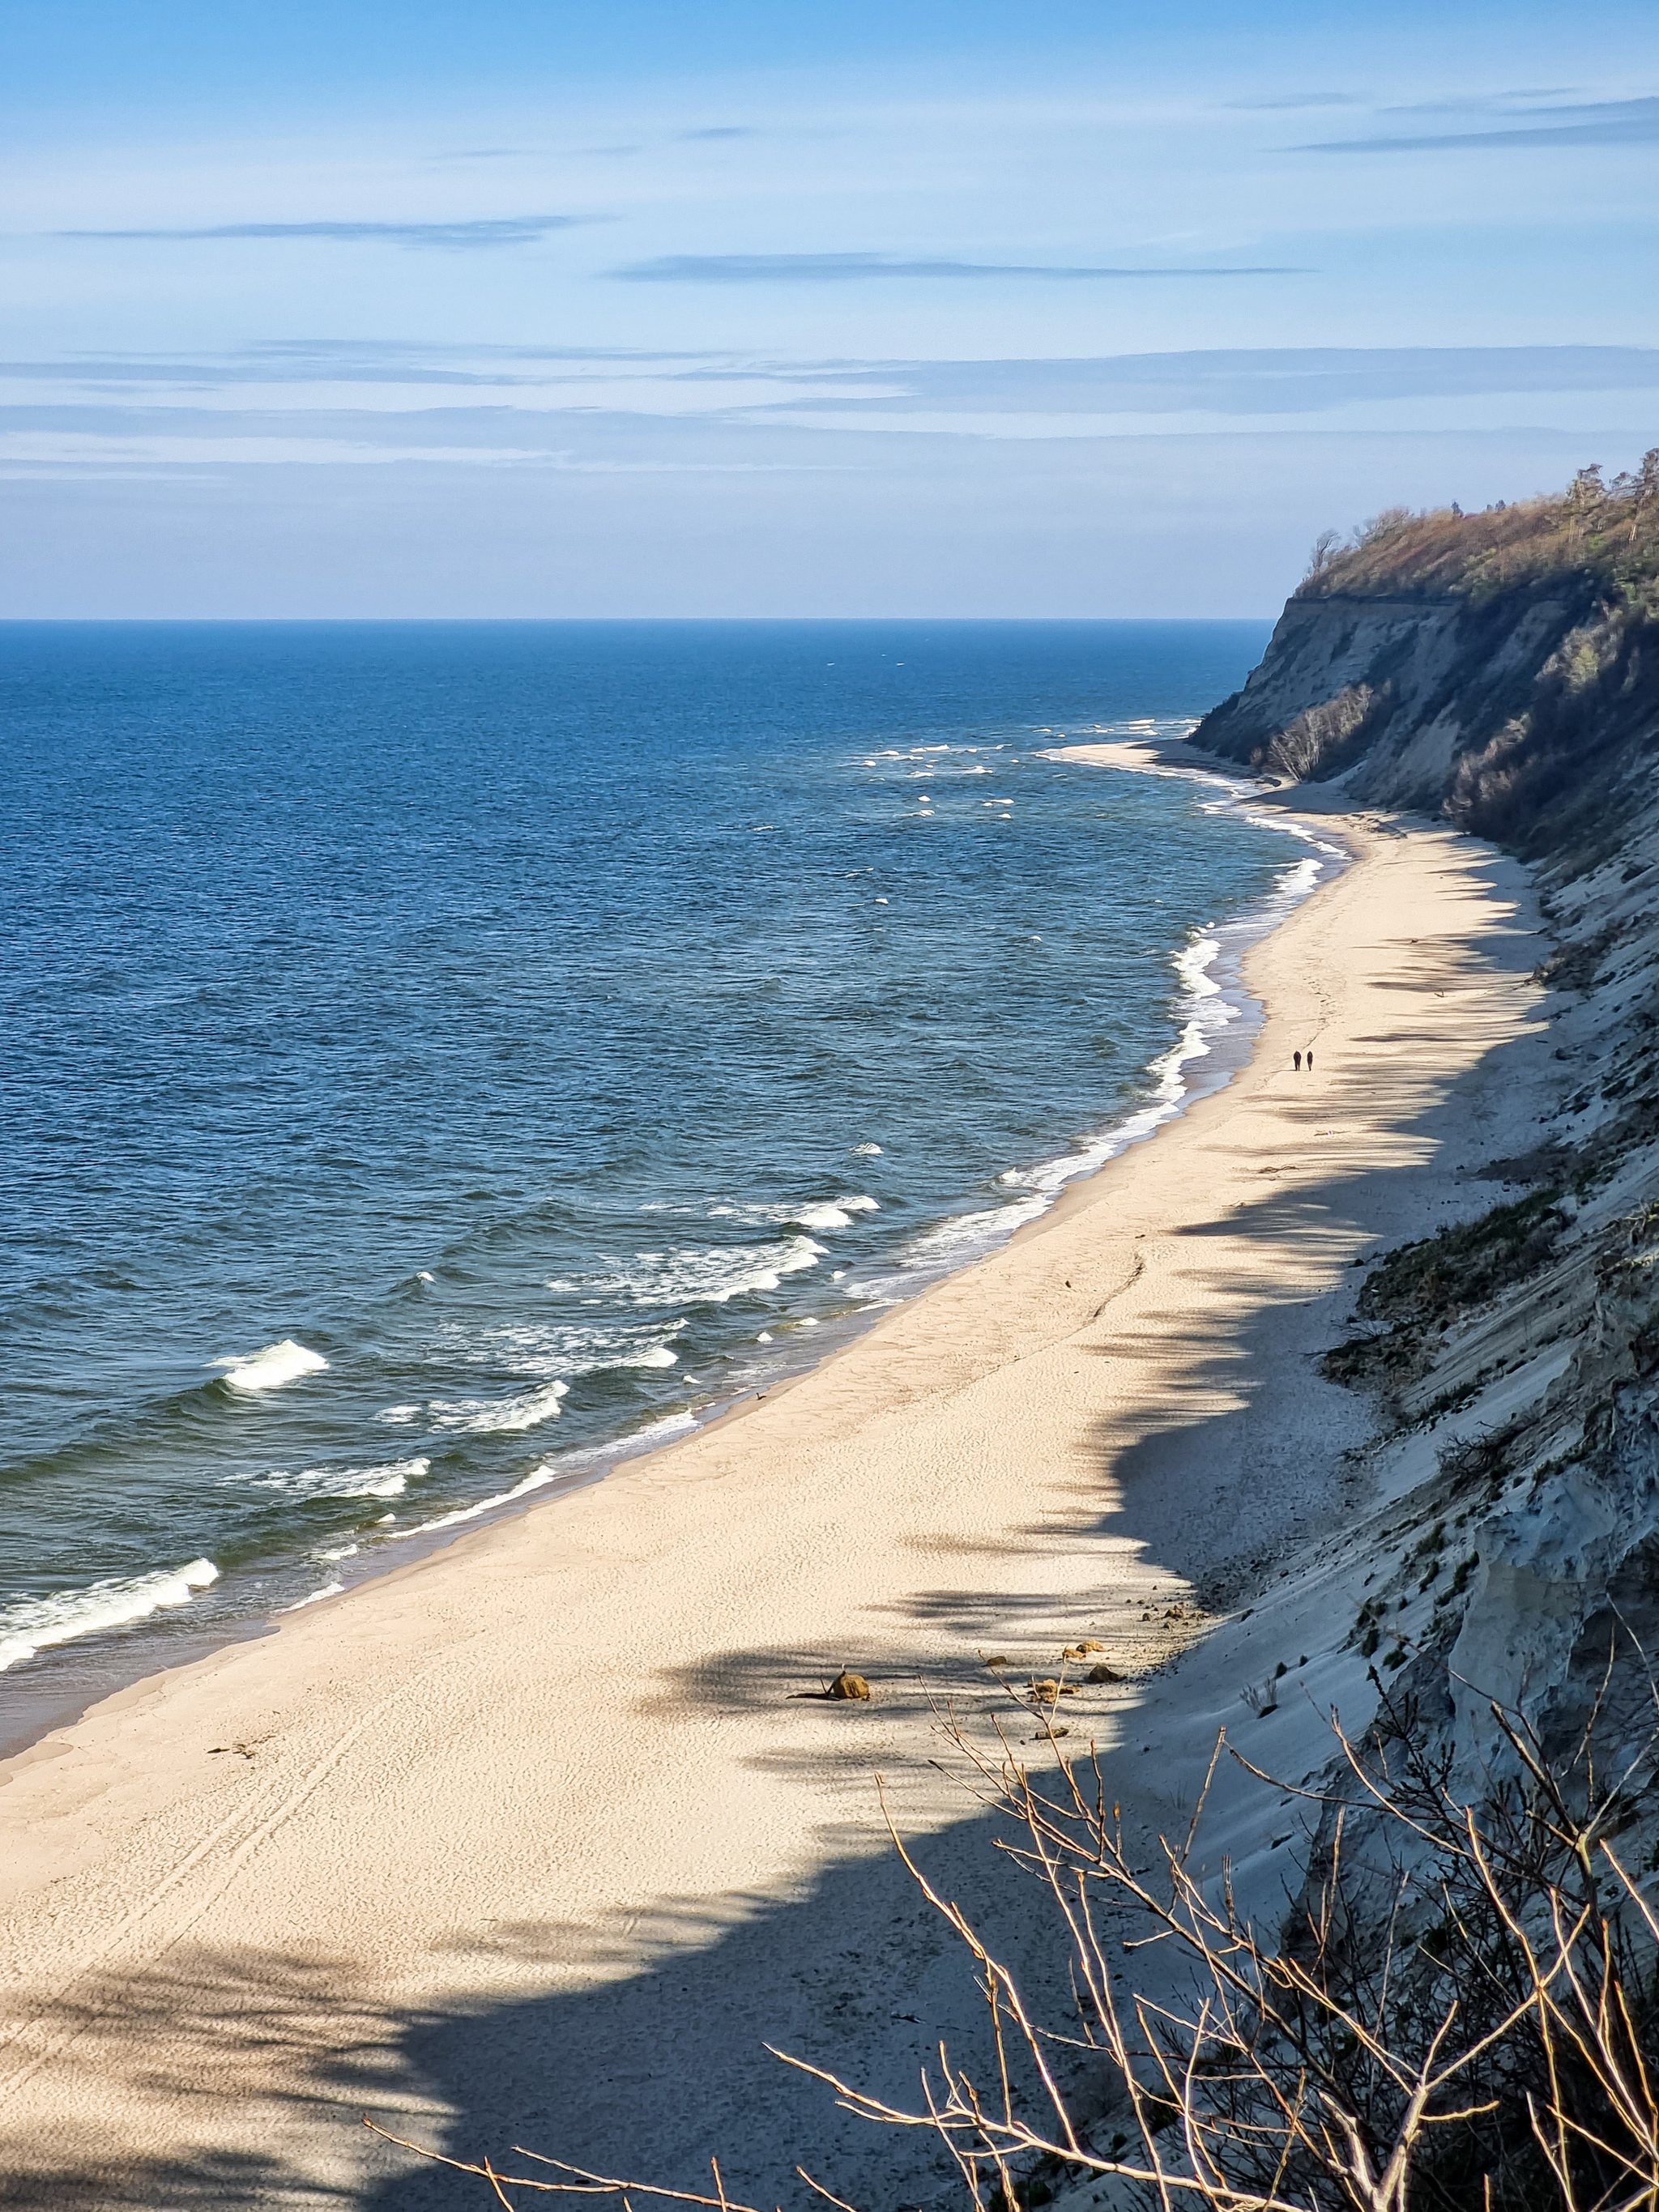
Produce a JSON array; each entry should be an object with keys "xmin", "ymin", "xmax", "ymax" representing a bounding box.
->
[
  {"xmin": 0, "ymin": 428, "xmax": 848, "ymax": 479},
  {"xmin": 4, "ymin": 345, "xmax": 1657, "ymax": 514},
  {"xmin": 612, "ymin": 254, "xmax": 1308, "ymax": 283},
  {"xmin": 1303, "ymin": 94, "xmax": 1659, "ymax": 152},
  {"xmin": 680, "ymin": 126, "xmax": 757, "ymax": 141},
  {"xmin": 57, "ymin": 215, "xmax": 592, "ymax": 249},
  {"xmin": 1380, "ymin": 87, "xmax": 1580, "ymax": 113},
  {"xmin": 824, "ymin": 346, "xmax": 1659, "ymax": 416},
  {"xmin": 9, "ymin": 343, "xmax": 1657, "ymax": 416},
  {"xmin": 1226, "ymin": 92, "xmax": 1359, "ymax": 112}
]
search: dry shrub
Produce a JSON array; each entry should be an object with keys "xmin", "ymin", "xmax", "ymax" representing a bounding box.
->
[
  {"xmin": 1299, "ymin": 458, "xmax": 1659, "ymax": 610},
  {"xmin": 1321, "ymin": 1195, "xmax": 1567, "ymax": 1400},
  {"xmin": 371, "ymin": 1673, "xmax": 1659, "ymax": 2212},
  {"xmin": 1263, "ymin": 686, "xmax": 1378, "ymax": 781},
  {"xmin": 1356, "ymin": 1194, "xmax": 1568, "ymax": 1331}
]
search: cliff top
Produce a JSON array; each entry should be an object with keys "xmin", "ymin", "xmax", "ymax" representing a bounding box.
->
[{"xmin": 1299, "ymin": 454, "xmax": 1659, "ymax": 612}]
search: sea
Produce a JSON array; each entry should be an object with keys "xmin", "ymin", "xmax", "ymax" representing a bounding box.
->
[{"xmin": 0, "ymin": 618, "xmax": 1324, "ymax": 1735}]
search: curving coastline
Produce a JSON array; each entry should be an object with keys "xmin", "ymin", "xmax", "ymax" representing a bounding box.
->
[
  {"xmin": 0, "ymin": 765, "xmax": 1550, "ymax": 2210},
  {"xmin": 0, "ymin": 740, "xmax": 1331, "ymax": 1754}
]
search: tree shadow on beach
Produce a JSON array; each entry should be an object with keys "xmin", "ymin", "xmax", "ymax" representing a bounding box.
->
[
  {"xmin": 0, "ymin": 2148, "xmax": 343, "ymax": 2212},
  {"xmin": 0, "ymin": 1796, "xmax": 1100, "ymax": 2212},
  {"xmin": 351, "ymin": 1792, "xmax": 1098, "ymax": 2212},
  {"xmin": 0, "ymin": 1944, "xmax": 401, "ymax": 2211}
]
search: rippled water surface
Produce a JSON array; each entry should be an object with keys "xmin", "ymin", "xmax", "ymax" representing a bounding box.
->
[{"xmin": 0, "ymin": 619, "xmax": 1304, "ymax": 1695}]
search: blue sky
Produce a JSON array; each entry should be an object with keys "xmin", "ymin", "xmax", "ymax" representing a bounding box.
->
[{"xmin": 5, "ymin": 0, "xmax": 1658, "ymax": 615}]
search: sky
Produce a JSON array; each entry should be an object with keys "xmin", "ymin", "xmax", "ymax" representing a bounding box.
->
[{"xmin": 4, "ymin": 0, "xmax": 1659, "ymax": 616}]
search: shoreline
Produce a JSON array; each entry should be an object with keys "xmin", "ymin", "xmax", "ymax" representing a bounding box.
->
[
  {"xmin": 0, "ymin": 789, "xmax": 1550, "ymax": 2210},
  {"xmin": 0, "ymin": 738, "xmax": 1341, "ymax": 1767}
]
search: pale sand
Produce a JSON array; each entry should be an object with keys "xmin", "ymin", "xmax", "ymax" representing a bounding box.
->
[{"xmin": 0, "ymin": 768, "xmax": 1550, "ymax": 2210}]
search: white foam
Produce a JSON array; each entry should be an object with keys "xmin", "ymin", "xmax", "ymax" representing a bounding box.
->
[
  {"xmin": 318, "ymin": 1543, "xmax": 360, "ymax": 1563},
  {"xmin": 376, "ymin": 1404, "xmax": 421, "ymax": 1425},
  {"xmin": 532, "ymin": 1408, "xmax": 700, "ymax": 1480},
  {"xmin": 879, "ymin": 914, "xmax": 1247, "ymax": 1284},
  {"xmin": 458, "ymin": 1316, "xmax": 688, "ymax": 1379},
  {"xmin": 1275, "ymin": 854, "xmax": 1324, "ymax": 897},
  {"xmin": 925, "ymin": 727, "xmax": 1346, "ymax": 1268},
  {"xmin": 1173, "ymin": 931, "xmax": 1223, "ymax": 999},
  {"xmin": 427, "ymin": 1380, "xmax": 569, "ymax": 1434},
  {"xmin": 232, "ymin": 1457, "xmax": 427, "ymax": 1502},
  {"xmin": 401, "ymin": 1465, "xmax": 558, "ymax": 1536},
  {"xmin": 211, "ymin": 1339, "xmax": 328, "ymax": 1393},
  {"xmin": 616, "ymin": 1409, "xmax": 697, "ymax": 1448},
  {"xmin": 579, "ymin": 1235, "xmax": 825, "ymax": 1309},
  {"xmin": 981, "ymin": 926, "xmax": 1239, "ymax": 1223},
  {"xmin": 288, "ymin": 1580, "xmax": 345, "ymax": 1610},
  {"xmin": 653, "ymin": 1196, "xmax": 879, "ymax": 1235},
  {"xmin": 902, "ymin": 1200, "xmax": 1046, "ymax": 1268},
  {"xmin": 0, "ymin": 1558, "xmax": 220, "ymax": 1673},
  {"xmin": 853, "ymin": 1142, "xmax": 882, "ymax": 1156}
]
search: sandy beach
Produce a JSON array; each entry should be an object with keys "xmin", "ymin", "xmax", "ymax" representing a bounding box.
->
[{"xmin": 0, "ymin": 758, "xmax": 1553, "ymax": 2211}]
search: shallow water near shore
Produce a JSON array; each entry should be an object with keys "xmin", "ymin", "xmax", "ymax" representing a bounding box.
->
[{"xmin": 0, "ymin": 618, "xmax": 1316, "ymax": 1704}]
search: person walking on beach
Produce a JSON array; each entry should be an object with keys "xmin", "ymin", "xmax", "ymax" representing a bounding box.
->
[
  {"xmin": 1293, "ymin": 1050, "xmax": 1302, "ymax": 1072},
  {"xmin": 1306, "ymin": 1046, "xmax": 1315, "ymax": 1071}
]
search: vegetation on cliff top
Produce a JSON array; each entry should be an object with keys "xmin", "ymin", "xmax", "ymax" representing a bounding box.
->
[{"xmin": 1299, "ymin": 454, "xmax": 1659, "ymax": 612}]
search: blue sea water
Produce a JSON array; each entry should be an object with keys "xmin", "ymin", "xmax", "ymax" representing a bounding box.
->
[{"xmin": 0, "ymin": 619, "xmax": 1307, "ymax": 1709}]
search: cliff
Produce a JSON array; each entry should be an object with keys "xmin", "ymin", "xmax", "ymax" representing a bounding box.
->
[
  {"xmin": 1195, "ymin": 462, "xmax": 1659, "ymax": 861},
  {"xmin": 1013, "ymin": 467, "xmax": 1659, "ymax": 2212},
  {"xmin": 1195, "ymin": 463, "xmax": 1659, "ymax": 1804}
]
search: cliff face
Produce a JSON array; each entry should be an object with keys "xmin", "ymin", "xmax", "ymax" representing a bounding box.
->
[
  {"xmin": 1193, "ymin": 583, "xmax": 1597, "ymax": 820},
  {"xmin": 1194, "ymin": 479, "xmax": 1659, "ymax": 1808},
  {"xmin": 1370, "ymin": 799, "xmax": 1659, "ymax": 1786},
  {"xmin": 1193, "ymin": 475, "xmax": 1659, "ymax": 862}
]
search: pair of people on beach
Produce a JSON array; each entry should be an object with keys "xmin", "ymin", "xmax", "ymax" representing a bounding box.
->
[{"xmin": 1294, "ymin": 1048, "xmax": 1315, "ymax": 1072}]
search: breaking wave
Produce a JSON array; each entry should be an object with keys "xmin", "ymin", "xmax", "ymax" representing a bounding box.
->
[
  {"xmin": 210, "ymin": 1339, "xmax": 329, "ymax": 1393},
  {"xmin": 0, "ymin": 1558, "xmax": 220, "ymax": 1673}
]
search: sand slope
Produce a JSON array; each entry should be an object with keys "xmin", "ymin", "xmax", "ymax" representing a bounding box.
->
[{"xmin": 0, "ymin": 779, "xmax": 1550, "ymax": 2210}]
